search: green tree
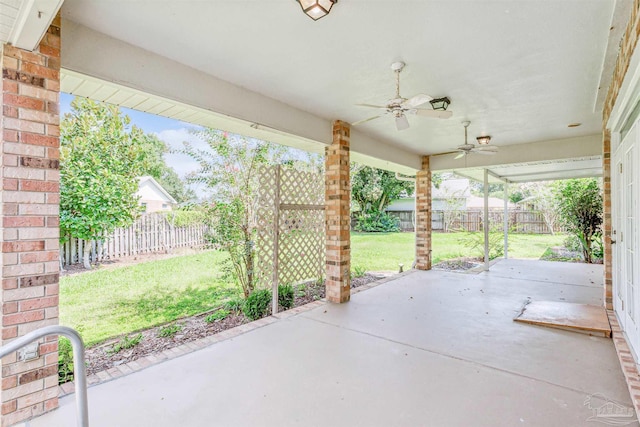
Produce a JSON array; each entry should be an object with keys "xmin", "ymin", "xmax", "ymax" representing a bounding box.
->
[
  {"xmin": 60, "ymin": 98, "xmax": 146, "ymax": 269},
  {"xmin": 351, "ymin": 165, "xmax": 414, "ymax": 232},
  {"xmin": 138, "ymin": 133, "xmax": 195, "ymax": 203},
  {"xmin": 553, "ymin": 178, "xmax": 602, "ymax": 263},
  {"xmin": 181, "ymin": 130, "xmax": 287, "ymax": 297}
]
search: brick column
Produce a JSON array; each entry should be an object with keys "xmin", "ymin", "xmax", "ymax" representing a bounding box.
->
[
  {"xmin": 415, "ymin": 156, "xmax": 431, "ymax": 270},
  {"xmin": 1, "ymin": 16, "xmax": 61, "ymax": 426},
  {"xmin": 325, "ymin": 120, "xmax": 350, "ymax": 303},
  {"xmin": 603, "ymin": 129, "xmax": 613, "ymax": 310}
]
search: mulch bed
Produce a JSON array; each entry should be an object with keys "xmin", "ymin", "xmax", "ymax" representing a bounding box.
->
[
  {"xmin": 432, "ymin": 257, "xmax": 482, "ymax": 271},
  {"xmin": 84, "ymin": 273, "xmax": 384, "ymax": 376}
]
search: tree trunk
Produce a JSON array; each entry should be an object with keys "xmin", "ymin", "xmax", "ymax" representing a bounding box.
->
[{"xmin": 83, "ymin": 241, "xmax": 92, "ymax": 270}]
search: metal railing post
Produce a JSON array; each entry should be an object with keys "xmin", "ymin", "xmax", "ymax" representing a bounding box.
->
[{"xmin": 0, "ymin": 325, "xmax": 89, "ymax": 427}]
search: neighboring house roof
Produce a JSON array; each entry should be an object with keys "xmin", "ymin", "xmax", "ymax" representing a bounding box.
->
[
  {"xmin": 466, "ymin": 195, "xmax": 515, "ymax": 209},
  {"xmin": 432, "ymin": 179, "xmax": 471, "ymax": 199},
  {"xmin": 386, "ymin": 198, "xmax": 415, "ymax": 212},
  {"xmin": 137, "ymin": 176, "xmax": 178, "ymax": 205}
]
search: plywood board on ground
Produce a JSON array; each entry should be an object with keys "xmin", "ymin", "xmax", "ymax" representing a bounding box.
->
[{"xmin": 514, "ymin": 301, "xmax": 611, "ymax": 337}]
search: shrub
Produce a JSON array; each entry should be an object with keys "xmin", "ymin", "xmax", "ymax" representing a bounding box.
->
[
  {"xmin": 108, "ymin": 333, "xmax": 143, "ymax": 355},
  {"xmin": 243, "ymin": 289, "xmax": 272, "ymax": 320},
  {"xmin": 223, "ymin": 297, "xmax": 245, "ymax": 314},
  {"xmin": 157, "ymin": 324, "xmax": 182, "ymax": 338},
  {"xmin": 351, "ymin": 265, "xmax": 366, "ymax": 279},
  {"xmin": 205, "ymin": 309, "xmax": 230, "ymax": 323},
  {"xmin": 164, "ymin": 209, "xmax": 209, "ymax": 227},
  {"xmin": 459, "ymin": 227, "xmax": 504, "ymax": 260},
  {"xmin": 553, "ymin": 178, "xmax": 602, "ymax": 263},
  {"xmin": 354, "ymin": 212, "xmax": 400, "ymax": 232},
  {"xmin": 563, "ymin": 234, "xmax": 583, "ymax": 253},
  {"xmin": 278, "ymin": 284, "xmax": 295, "ymax": 310},
  {"xmin": 58, "ymin": 337, "xmax": 74, "ymax": 385}
]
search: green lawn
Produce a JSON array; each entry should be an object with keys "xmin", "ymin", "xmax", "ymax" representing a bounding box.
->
[
  {"xmin": 60, "ymin": 251, "xmax": 239, "ymax": 346},
  {"xmin": 351, "ymin": 232, "xmax": 568, "ymax": 272}
]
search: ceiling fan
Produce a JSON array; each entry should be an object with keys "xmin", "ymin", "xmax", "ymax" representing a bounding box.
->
[
  {"xmin": 454, "ymin": 121, "xmax": 498, "ymax": 159},
  {"xmin": 352, "ymin": 62, "xmax": 453, "ymax": 131}
]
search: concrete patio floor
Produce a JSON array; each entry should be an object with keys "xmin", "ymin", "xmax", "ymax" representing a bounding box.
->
[{"xmin": 28, "ymin": 259, "xmax": 637, "ymax": 427}]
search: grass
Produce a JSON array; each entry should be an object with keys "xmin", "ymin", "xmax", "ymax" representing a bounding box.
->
[
  {"xmin": 351, "ymin": 232, "xmax": 569, "ymax": 272},
  {"xmin": 60, "ymin": 251, "xmax": 239, "ymax": 346}
]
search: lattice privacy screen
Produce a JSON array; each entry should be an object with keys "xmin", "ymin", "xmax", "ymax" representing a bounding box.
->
[{"xmin": 255, "ymin": 165, "xmax": 325, "ymax": 289}]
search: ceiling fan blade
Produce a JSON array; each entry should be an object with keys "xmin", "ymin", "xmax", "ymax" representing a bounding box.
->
[
  {"xmin": 454, "ymin": 151, "xmax": 466, "ymax": 159},
  {"xmin": 395, "ymin": 114, "xmax": 410, "ymax": 131},
  {"xmin": 413, "ymin": 109, "xmax": 453, "ymax": 119},
  {"xmin": 402, "ymin": 94, "xmax": 432, "ymax": 108},
  {"xmin": 352, "ymin": 115, "xmax": 384, "ymax": 126},
  {"xmin": 474, "ymin": 150, "xmax": 497, "ymax": 155},
  {"xmin": 355, "ymin": 103, "xmax": 388, "ymax": 109}
]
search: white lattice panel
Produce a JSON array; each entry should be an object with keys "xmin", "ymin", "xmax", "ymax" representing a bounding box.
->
[{"xmin": 255, "ymin": 165, "xmax": 325, "ymax": 289}]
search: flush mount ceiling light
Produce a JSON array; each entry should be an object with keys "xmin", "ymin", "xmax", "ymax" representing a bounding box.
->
[
  {"xmin": 429, "ymin": 97, "xmax": 451, "ymax": 111},
  {"xmin": 297, "ymin": 0, "xmax": 337, "ymax": 21},
  {"xmin": 476, "ymin": 135, "xmax": 491, "ymax": 145}
]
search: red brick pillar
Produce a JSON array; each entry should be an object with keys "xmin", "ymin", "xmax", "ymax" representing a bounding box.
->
[
  {"xmin": 1, "ymin": 16, "xmax": 61, "ymax": 426},
  {"xmin": 415, "ymin": 156, "xmax": 432, "ymax": 270},
  {"xmin": 603, "ymin": 129, "xmax": 613, "ymax": 310},
  {"xmin": 325, "ymin": 120, "xmax": 350, "ymax": 303}
]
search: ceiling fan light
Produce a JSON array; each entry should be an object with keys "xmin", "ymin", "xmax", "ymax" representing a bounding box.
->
[
  {"xmin": 429, "ymin": 97, "xmax": 450, "ymax": 111},
  {"xmin": 297, "ymin": 0, "xmax": 337, "ymax": 20},
  {"xmin": 476, "ymin": 135, "xmax": 491, "ymax": 145}
]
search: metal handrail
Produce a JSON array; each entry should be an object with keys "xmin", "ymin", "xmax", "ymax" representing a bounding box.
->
[{"xmin": 0, "ymin": 325, "xmax": 89, "ymax": 427}]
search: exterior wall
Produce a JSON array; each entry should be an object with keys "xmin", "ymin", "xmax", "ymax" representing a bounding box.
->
[
  {"xmin": 325, "ymin": 121, "xmax": 350, "ymax": 303},
  {"xmin": 415, "ymin": 156, "xmax": 432, "ymax": 270},
  {"xmin": 603, "ymin": 2, "xmax": 640, "ymax": 311},
  {"xmin": 0, "ymin": 17, "xmax": 61, "ymax": 426},
  {"xmin": 602, "ymin": 0, "xmax": 640, "ymax": 419},
  {"xmin": 136, "ymin": 179, "xmax": 175, "ymax": 213},
  {"xmin": 140, "ymin": 199, "xmax": 172, "ymax": 213}
]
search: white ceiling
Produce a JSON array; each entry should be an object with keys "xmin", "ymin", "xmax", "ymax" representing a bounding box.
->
[{"xmin": 60, "ymin": 0, "xmax": 619, "ymax": 156}]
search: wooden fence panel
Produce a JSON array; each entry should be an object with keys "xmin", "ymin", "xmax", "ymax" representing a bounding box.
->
[
  {"xmin": 388, "ymin": 209, "xmax": 565, "ymax": 234},
  {"xmin": 61, "ymin": 213, "xmax": 210, "ymax": 267}
]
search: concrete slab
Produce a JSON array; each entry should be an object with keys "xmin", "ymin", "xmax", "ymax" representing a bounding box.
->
[
  {"xmin": 28, "ymin": 259, "xmax": 637, "ymax": 427},
  {"xmin": 515, "ymin": 301, "xmax": 611, "ymax": 337}
]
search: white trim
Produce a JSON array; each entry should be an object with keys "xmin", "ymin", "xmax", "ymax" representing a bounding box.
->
[
  {"xmin": 138, "ymin": 176, "xmax": 178, "ymax": 205},
  {"xmin": 8, "ymin": 0, "xmax": 63, "ymax": 51}
]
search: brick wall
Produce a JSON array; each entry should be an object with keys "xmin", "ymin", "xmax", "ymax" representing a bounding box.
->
[
  {"xmin": 1, "ymin": 16, "xmax": 61, "ymax": 426},
  {"xmin": 602, "ymin": 2, "xmax": 640, "ymax": 312},
  {"xmin": 603, "ymin": 0, "xmax": 640, "ymax": 126},
  {"xmin": 325, "ymin": 121, "xmax": 350, "ymax": 303},
  {"xmin": 602, "ymin": 129, "xmax": 612, "ymax": 310},
  {"xmin": 415, "ymin": 156, "xmax": 431, "ymax": 270}
]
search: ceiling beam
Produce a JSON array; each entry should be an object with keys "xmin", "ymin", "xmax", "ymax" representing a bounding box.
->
[
  {"xmin": 60, "ymin": 19, "xmax": 422, "ymax": 174},
  {"xmin": 429, "ymin": 134, "xmax": 602, "ymax": 172}
]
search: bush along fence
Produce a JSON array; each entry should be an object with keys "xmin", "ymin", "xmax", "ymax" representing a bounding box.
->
[
  {"xmin": 60, "ymin": 212, "xmax": 210, "ymax": 267},
  {"xmin": 386, "ymin": 209, "xmax": 565, "ymax": 234}
]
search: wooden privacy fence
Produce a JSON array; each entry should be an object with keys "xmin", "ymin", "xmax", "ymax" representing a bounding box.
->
[
  {"xmin": 388, "ymin": 209, "xmax": 564, "ymax": 234},
  {"xmin": 61, "ymin": 213, "xmax": 210, "ymax": 267}
]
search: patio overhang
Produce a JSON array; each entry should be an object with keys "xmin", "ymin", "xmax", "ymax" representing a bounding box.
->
[
  {"xmin": 60, "ymin": 20, "xmax": 423, "ymax": 175},
  {"xmin": 430, "ymin": 133, "xmax": 603, "ymax": 183}
]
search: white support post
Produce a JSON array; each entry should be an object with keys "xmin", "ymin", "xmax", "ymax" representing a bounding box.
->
[
  {"xmin": 272, "ymin": 165, "xmax": 281, "ymax": 315},
  {"xmin": 504, "ymin": 182, "xmax": 509, "ymax": 259},
  {"xmin": 484, "ymin": 169, "xmax": 490, "ymax": 271}
]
